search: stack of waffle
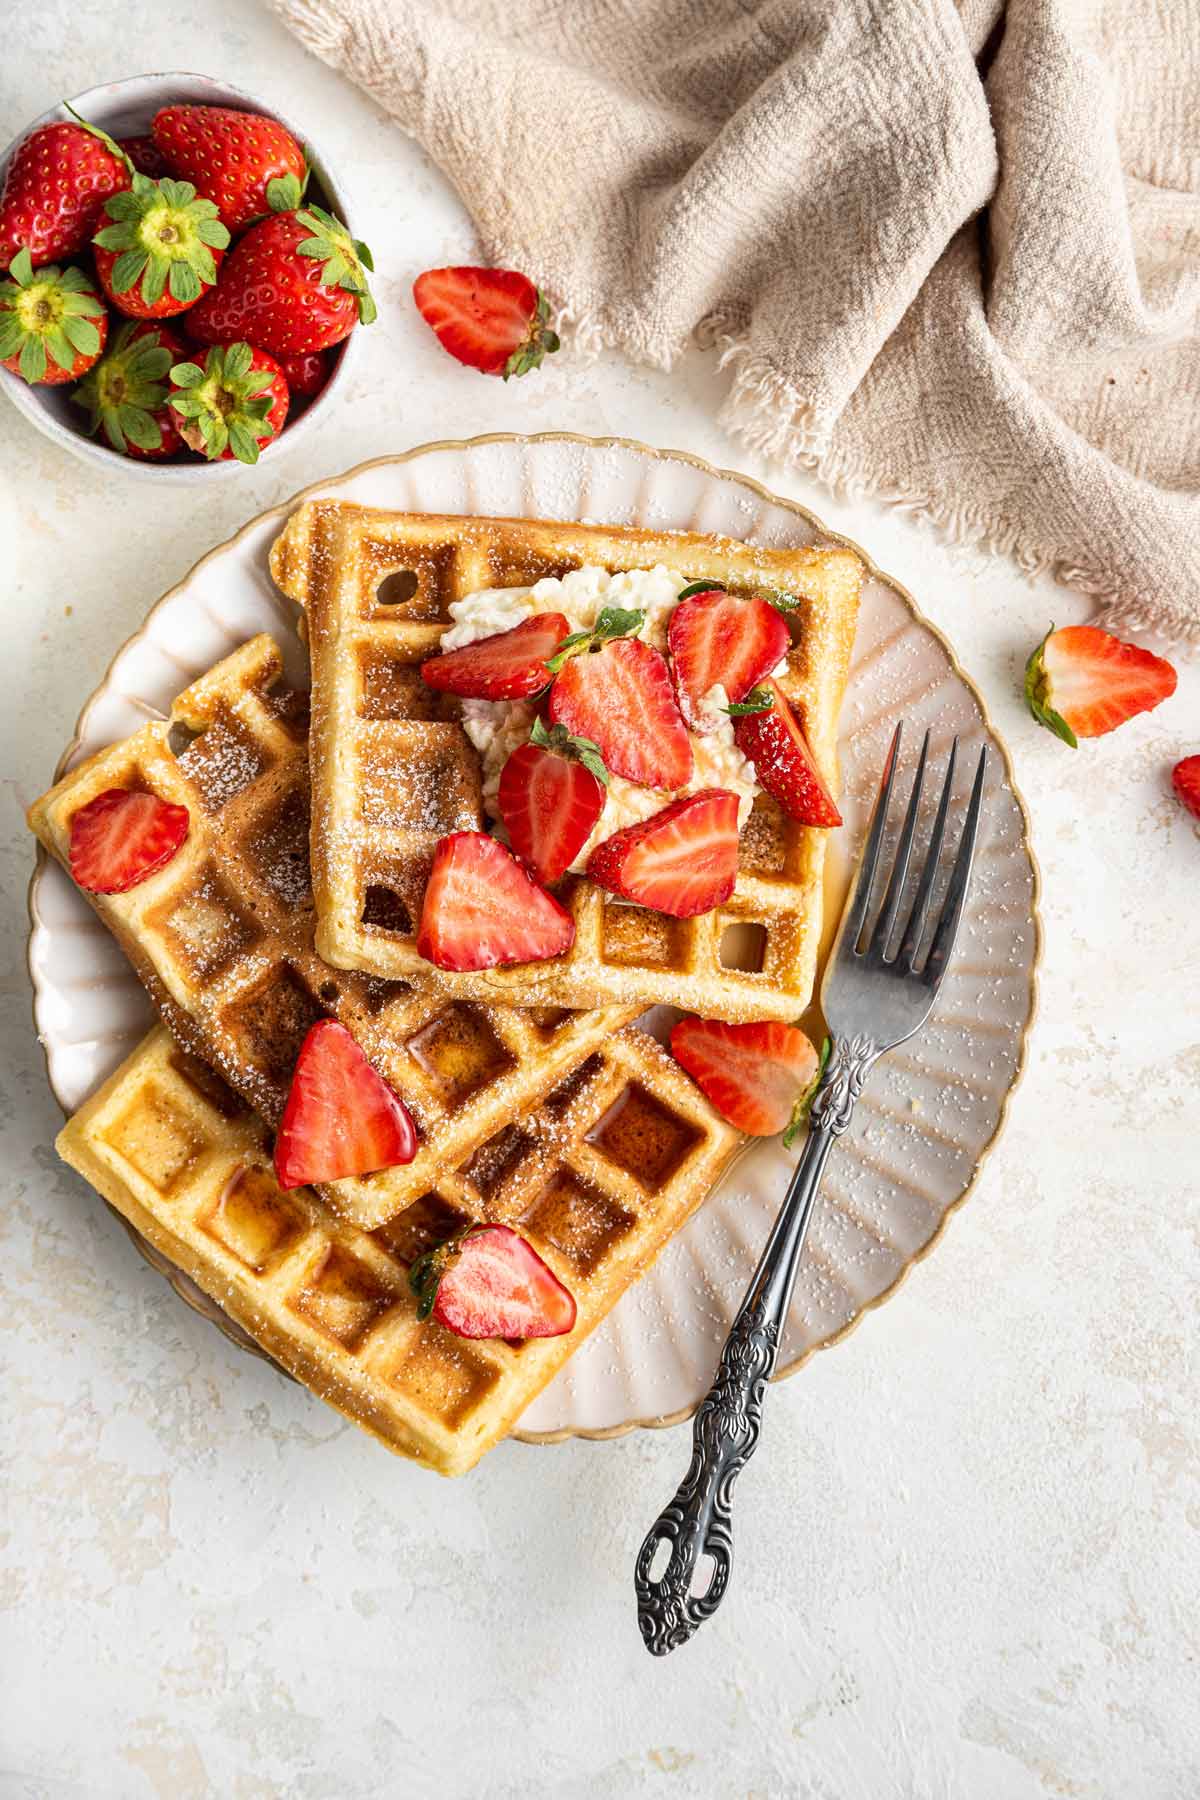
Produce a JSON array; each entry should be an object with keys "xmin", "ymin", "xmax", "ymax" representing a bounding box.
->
[{"xmin": 32, "ymin": 503, "xmax": 861, "ymax": 1475}]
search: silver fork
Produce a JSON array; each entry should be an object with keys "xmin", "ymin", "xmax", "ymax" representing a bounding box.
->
[{"xmin": 634, "ymin": 721, "xmax": 988, "ymax": 1656}]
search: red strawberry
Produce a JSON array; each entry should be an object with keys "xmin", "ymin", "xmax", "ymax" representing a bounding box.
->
[
  {"xmin": 549, "ymin": 638, "xmax": 692, "ymax": 788},
  {"xmin": 667, "ymin": 588, "xmax": 791, "ymax": 731},
  {"xmin": 168, "ymin": 341, "xmax": 288, "ymax": 464},
  {"xmin": 0, "ymin": 121, "xmax": 129, "ymax": 270},
  {"xmin": 670, "ymin": 1017, "xmax": 819, "ymax": 1137},
  {"xmin": 412, "ymin": 266, "xmax": 559, "ymax": 378},
  {"xmin": 151, "ymin": 104, "xmax": 305, "ymax": 234},
  {"xmin": 421, "ymin": 613, "xmax": 570, "ymax": 700},
  {"xmin": 68, "ymin": 788, "xmax": 189, "ymax": 894},
  {"xmin": 1172, "ymin": 755, "xmax": 1200, "ymax": 819},
  {"xmin": 73, "ymin": 320, "xmax": 187, "ymax": 458},
  {"xmin": 586, "ymin": 790, "xmax": 739, "ymax": 917},
  {"xmin": 1025, "ymin": 624, "xmax": 1177, "ymax": 744},
  {"xmin": 119, "ymin": 136, "xmax": 170, "ymax": 180},
  {"xmin": 733, "ymin": 680, "xmax": 841, "ymax": 826},
  {"xmin": 0, "ymin": 250, "xmax": 107, "ymax": 385},
  {"xmin": 274, "ymin": 1019, "xmax": 417, "ymax": 1189},
  {"xmin": 498, "ymin": 721, "xmax": 607, "ymax": 884},
  {"xmin": 417, "ymin": 831, "xmax": 575, "ymax": 970},
  {"xmin": 410, "ymin": 1224, "xmax": 576, "ymax": 1340},
  {"xmin": 92, "ymin": 173, "xmax": 229, "ymax": 319},
  {"xmin": 187, "ymin": 206, "xmax": 375, "ymax": 355},
  {"xmin": 276, "ymin": 348, "xmax": 329, "ymax": 399}
]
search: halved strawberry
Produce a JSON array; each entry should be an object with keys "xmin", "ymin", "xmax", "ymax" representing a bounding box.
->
[
  {"xmin": 586, "ymin": 789, "xmax": 739, "ymax": 917},
  {"xmin": 497, "ymin": 721, "xmax": 607, "ymax": 884},
  {"xmin": 421, "ymin": 613, "xmax": 569, "ymax": 700},
  {"xmin": 417, "ymin": 831, "xmax": 575, "ymax": 969},
  {"xmin": 670, "ymin": 1017, "xmax": 819, "ymax": 1137},
  {"xmin": 68, "ymin": 787, "xmax": 189, "ymax": 893},
  {"xmin": 1172, "ymin": 755, "xmax": 1200, "ymax": 819},
  {"xmin": 732, "ymin": 680, "xmax": 841, "ymax": 826},
  {"xmin": 667, "ymin": 589, "xmax": 791, "ymax": 731},
  {"xmin": 549, "ymin": 637, "xmax": 691, "ymax": 788},
  {"xmin": 1025, "ymin": 625, "xmax": 1177, "ymax": 744},
  {"xmin": 410, "ymin": 1224, "xmax": 577, "ymax": 1340},
  {"xmin": 274, "ymin": 1019, "xmax": 417, "ymax": 1189},
  {"xmin": 412, "ymin": 266, "xmax": 559, "ymax": 378}
]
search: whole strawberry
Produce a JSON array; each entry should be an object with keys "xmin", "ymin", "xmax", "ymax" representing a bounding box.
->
[
  {"xmin": 92, "ymin": 173, "xmax": 229, "ymax": 319},
  {"xmin": 151, "ymin": 104, "xmax": 306, "ymax": 234},
  {"xmin": 73, "ymin": 320, "xmax": 187, "ymax": 458},
  {"xmin": 187, "ymin": 204, "xmax": 375, "ymax": 355},
  {"xmin": 0, "ymin": 119, "xmax": 128, "ymax": 270},
  {"xmin": 0, "ymin": 249, "xmax": 107, "ymax": 384},
  {"xmin": 168, "ymin": 340, "xmax": 288, "ymax": 463}
]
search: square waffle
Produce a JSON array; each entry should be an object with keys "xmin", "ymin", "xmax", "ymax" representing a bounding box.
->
[
  {"xmin": 28, "ymin": 634, "xmax": 640, "ymax": 1230},
  {"xmin": 270, "ymin": 502, "xmax": 861, "ymax": 1023},
  {"xmin": 57, "ymin": 1023, "xmax": 741, "ymax": 1475}
]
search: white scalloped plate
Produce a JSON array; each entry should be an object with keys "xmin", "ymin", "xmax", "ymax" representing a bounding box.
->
[{"xmin": 27, "ymin": 435, "xmax": 1039, "ymax": 1444}]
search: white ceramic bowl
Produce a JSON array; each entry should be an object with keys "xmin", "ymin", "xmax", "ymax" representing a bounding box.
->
[{"xmin": 0, "ymin": 71, "xmax": 364, "ymax": 482}]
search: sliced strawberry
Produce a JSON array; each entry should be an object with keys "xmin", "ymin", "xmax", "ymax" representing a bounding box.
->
[
  {"xmin": 549, "ymin": 637, "xmax": 691, "ymax": 788},
  {"xmin": 1025, "ymin": 625, "xmax": 1177, "ymax": 744},
  {"xmin": 667, "ymin": 589, "xmax": 791, "ymax": 731},
  {"xmin": 422, "ymin": 613, "xmax": 570, "ymax": 700},
  {"xmin": 1172, "ymin": 755, "xmax": 1200, "ymax": 819},
  {"xmin": 417, "ymin": 831, "xmax": 575, "ymax": 969},
  {"xmin": 586, "ymin": 789, "xmax": 739, "ymax": 918},
  {"xmin": 412, "ymin": 266, "xmax": 559, "ymax": 378},
  {"xmin": 410, "ymin": 1224, "xmax": 577, "ymax": 1340},
  {"xmin": 274, "ymin": 1019, "xmax": 417, "ymax": 1189},
  {"xmin": 670, "ymin": 1017, "xmax": 819, "ymax": 1136},
  {"xmin": 498, "ymin": 722, "xmax": 606, "ymax": 884},
  {"xmin": 733, "ymin": 680, "xmax": 841, "ymax": 826},
  {"xmin": 68, "ymin": 788, "xmax": 189, "ymax": 894}
]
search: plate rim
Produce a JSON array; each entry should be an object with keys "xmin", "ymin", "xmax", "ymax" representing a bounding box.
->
[{"xmin": 24, "ymin": 430, "xmax": 1042, "ymax": 1448}]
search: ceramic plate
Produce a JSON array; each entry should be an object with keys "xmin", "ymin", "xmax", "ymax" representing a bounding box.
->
[{"xmin": 27, "ymin": 434, "xmax": 1039, "ymax": 1443}]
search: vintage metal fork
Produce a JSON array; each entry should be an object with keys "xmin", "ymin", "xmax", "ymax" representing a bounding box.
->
[{"xmin": 634, "ymin": 721, "xmax": 988, "ymax": 1656}]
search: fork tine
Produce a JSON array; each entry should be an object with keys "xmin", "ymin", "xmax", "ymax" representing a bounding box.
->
[
  {"xmin": 921, "ymin": 745, "xmax": 988, "ymax": 985},
  {"xmin": 845, "ymin": 720, "xmax": 904, "ymax": 952},
  {"xmin": 897, "ymin": 737, "xmax": 957, "ymax": 970},
  {"xmin": 868, "ymin": 728, "xmax": 930, "ymax": 959}
]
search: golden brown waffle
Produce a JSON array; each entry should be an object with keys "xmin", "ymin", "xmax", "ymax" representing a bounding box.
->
[
  {"xmin": 28, "ymin": 635, "xmax": 640, "ymax": 1230},
  {"xmin": 271, "ymin": 503, "xmax": 861, "ymax": 1023},
  {"xmin": 57, "ymin": 1024, "xmax": 741, "ymax": 1475}
]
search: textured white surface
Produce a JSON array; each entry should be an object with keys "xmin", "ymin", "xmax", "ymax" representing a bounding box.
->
[{"xmin": 2, "ymin": 10, "xmax": 1199, "ymax": 1799}]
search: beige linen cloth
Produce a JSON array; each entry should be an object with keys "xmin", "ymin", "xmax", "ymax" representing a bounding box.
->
[{"xmin": 269, "ymin": 0, "xmax": 1200, "ymax": 643}]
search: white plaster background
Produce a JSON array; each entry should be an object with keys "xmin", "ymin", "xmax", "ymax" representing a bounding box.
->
[{"xmin": 2, "ymin": 8, "xmax": 1198, "ymax": 1797}]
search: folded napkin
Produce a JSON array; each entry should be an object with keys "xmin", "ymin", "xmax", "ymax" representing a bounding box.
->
[{"xmin": 270, "ymin": 0, "xmax": 1200, "ymax": 644}]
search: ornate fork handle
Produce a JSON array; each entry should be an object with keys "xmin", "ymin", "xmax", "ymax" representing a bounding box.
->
[{"xmin": 634, "ymin": 1033, "xmax": 878, "ymax": 1656}]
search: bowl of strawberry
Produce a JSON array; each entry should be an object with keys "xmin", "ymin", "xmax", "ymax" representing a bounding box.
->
[{"xmin": 0, "ymin": 72, "xmax": 374, "ymax": 478}]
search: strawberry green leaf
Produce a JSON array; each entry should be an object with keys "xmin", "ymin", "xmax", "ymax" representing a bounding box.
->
[
  {"xmin": 723, "ymin": 687, "xmax": 775, "ymax": 717},
  {"xmin": 782, "ymin": 1036, "xmax": 831, "ymax": 1148},
  {"xmin": 677, "ymin": 579, "xmax": 723, "ymax": 601},
  {"xmin": 18, "ymin": 334, "xmax": 46, "ymax": 383},
  {"xmin": 353, "ymin": 239, "xmax": 374, "ymax": 272},
  {"xmin": 224, "ymin": 342, "xmax": 253, "ymax": 382},
  {"xmin": 44, "ymin": 324, "xmax": 76, "ymax": 371},
  {"xmin": 227, "ymin": 421, "xmax": 261, "ymax": 465},
  {"xmin": 0, "ymin": 316, "xmax": 23, "ymax": 358},
  {"xmin": 61, "ymin": 314, "xmax": 100, "ymax": 356},
  {"xmin": 168, "ymin": 261, "xmax": 200, "ymax": 306},
  {"xmin": 121, "ymin": 405, "xmax": 163, "ymax": 451},
  {"xmin": 169, "ymin": 361, "xmax": 204, "ymax": 387},
  {"xmin": 529, "ymin": 715, "xmax": 610, "ymax": 787},
  {"xmin": 9, "ymin": 248, "xmax": 34, "ymax": 287},
  {"xmin": 267, "ymin": 173, "xmax": 303, "ymax": 212},
  {"xmin": 110, "ymin": 248, "xmax": 149, "ymax": 293},
  {"xmin": 1024, "ymin": 625, "xmax": 1078, "ymax": 748},
  {"xmin": 357, "ymin": 290, "xmax": 378, "ymax": 325}
]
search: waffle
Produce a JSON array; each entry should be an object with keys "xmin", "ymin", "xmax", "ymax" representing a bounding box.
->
[
  {"xmin": 57, "ymin": 1023, "xmax": 740, "ymax": 1475},
  {"xmin": 28, "ymin": 634, "xmax": 641, "ymax": 1230},
  {"xmin": 271, "ymin": 502, "xmax": 861, "ymax": 1023}
]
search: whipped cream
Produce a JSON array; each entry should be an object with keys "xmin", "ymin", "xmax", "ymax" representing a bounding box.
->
[{"xmin": 448, "ymin": 566, "xmax": 762, "ymax": 873}]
